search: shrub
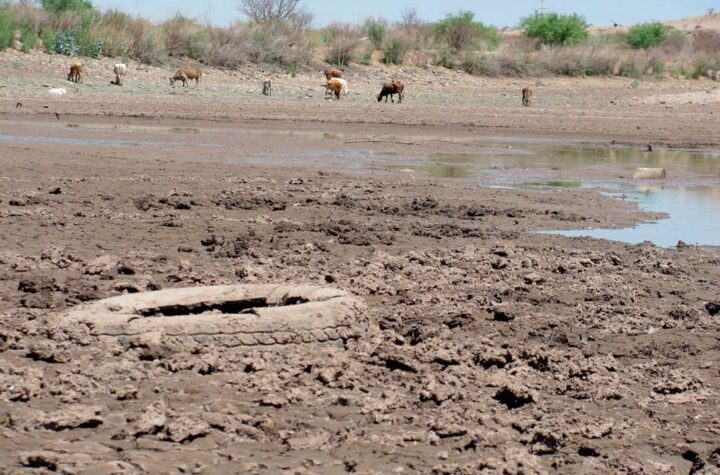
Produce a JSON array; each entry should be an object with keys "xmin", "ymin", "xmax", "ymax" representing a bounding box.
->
[
  {"xmin": 365, "ymin": 17, "xmax": 386, "ymax": 49},
  {"xmin": 690, "ymin": 58, "xmax": 713, "ymax": 79},
  {"xmin": 98, "ymin": 10, "xmax": 135, "ymax": 58},
  {"xmin": 627, "ymin": 22, "xmax": 667, "ymax": 49},
  {"xmin": 433, "ymin": 11, "xmax": 499, "ymax": 52},
  {"xmin": 54, "ymin": 29, "xmax": 79, "ymax": 55},
  {"xmin": 649, "ymin": 56, "xmax": 665, "ymax": 76},
  {"xmin": 618, "ymin": 59, "xmax": 639, "ymax": 78},
  {"xmin": 433, "ymin": 46, "xmax": 456, "ymax": 69},
  {"xmin": 0, "ymin": 10, "xmax": 12, "ymax": 51},
  {"xmin": 129, "ymin": 18, "xmax": 165, "ymax": 64},
  {"xmin": 462, "ymin": 50, "xmax": 485, "ymax": 75},
  {"xmin": 162, "ymin": 15, "xmax": 210, "ymax": 59},
  {"xmin": 40, "ymin": 0, "xmax": 93, "ymax": 15},
  {"xmin": 324, "ymin": 23, "xmax": 360, "ymax": 66},
  {"xmin": 520, "ymin": 12, "xmax": 589, "ymax": 46},
  {"xmin": 20, "ymin": 27, "xmax": 38, "ymax": 52},
  {"xmin": 41, "ymin": 26, "xmax": 56, "ymax": 52},
  {"xmin": 359, "ymin": 44, "xmax": 374, "ymax": 65},
  {"xmin": 382, "ymin": 35, "xmax": 407, "ymax": 64}
]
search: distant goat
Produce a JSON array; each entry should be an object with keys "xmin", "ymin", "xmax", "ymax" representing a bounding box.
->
[
  {"xmin": 262, "ymin": 78, "xmax": 272, "ymax": 96},
  {"xmin": 377, "ymin": 81, "xmax": 404, "ymax": 103},
  {"xmin": 170, "ymin": 68, "xmax": 202, "ymax": 87},
  {"xmin": 325, "ymin": 78, "xmax": 343, "ymax": 100},
  {"xmin": 324, "ymin": 68, "xmax": 342, "ymax": 80},
  {"xmin": 112, "ymin": 63, "xmax": 128, "ymax": 86},
  {"xmin": 522, "ymin": 86, "xmax": 533, "ymax": 107},
  {"xmin": 67, "ymin": 62, "xmax": 85, "ymax": 83}
]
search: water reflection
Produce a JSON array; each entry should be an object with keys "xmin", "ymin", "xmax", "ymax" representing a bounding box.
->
[{"xmin": 548, "ymin": 186, "xmax": 720, "ymax": 248}]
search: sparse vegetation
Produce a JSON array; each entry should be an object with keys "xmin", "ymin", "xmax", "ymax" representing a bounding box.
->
[
  {"xmin": 324, "ymin": 23, "xmax": 361, "ymax": 66},
  {"xmin": 0, "ymin": 0, "xmax": 717, "ymax": 82},
  {"xmin": 627, "ymin": 22, "xmax": 667, "ymax": 49}
]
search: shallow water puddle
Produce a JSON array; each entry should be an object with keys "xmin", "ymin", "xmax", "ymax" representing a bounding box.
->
[
  {"xmin": 545, "ymin": 186, "xmax": 720, "ymax": 248},
  {"xmin": 382, "ymin": 145, "xmax": 720, "ymax": 248}
]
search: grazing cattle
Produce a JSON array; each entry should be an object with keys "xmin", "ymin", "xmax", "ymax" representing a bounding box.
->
[
  {"xmin": 170, "ymin": 67, "xmax": 203, "ymax": 87},
  {"xmin": 522, "ymin": 86, "xmax": 533, "ymax": 107},
  {"xmin": 325, "ymin": 78, "xmax": 343, "ymax": 100},
  {"xmin": 262, "ymin": 78, "xmax": 272, "ymax": 96},
  {"xmin": 336, "ymin": 78, "xmax": 349, "ymax": 96},
  {"xmin": 67, "ymin": 62, "xmax": 85, "ymax": 83},
  {"xmin": 377, "ymin": 81, "xmax": 404, "ymax": 103},
  {"xmin": 324, "ymin": 68, "xmax": 342, "ymax": 80},
  {"xmin": 112, "ymin": 63, "xmax": 128, "ymax": 86}
]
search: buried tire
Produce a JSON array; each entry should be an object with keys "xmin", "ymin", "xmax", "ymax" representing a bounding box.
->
[{"xmin": 59, "ymin": 284, "xmax": 371, "ymax": 348}]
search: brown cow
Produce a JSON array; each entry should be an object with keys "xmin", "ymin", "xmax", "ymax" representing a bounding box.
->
[
  {"xmin": 325, "ymin": 78, "xmax": 343, "ymax": 100},
  {"xmin": 170, "ymin": 67, "xmax": 203, "ymax": 87},
  {"xmin": 324, "ymin": 68, "xmax": 342, "ymax": 80},
  {"xmin": 67, "ymin": 62, "xmax": 85, "ymax": 83},
  {"xmin": 522, "ymin": 86, "xmax": 533, "ymax": 107},
  {"xmin": 377, "ymin": 81, "xmax": 404, "ymax": 103}
]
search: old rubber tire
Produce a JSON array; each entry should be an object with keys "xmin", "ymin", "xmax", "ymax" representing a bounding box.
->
[{"xmin": 59, "ymin": 284, "xmax": 370, "ymax": 348}]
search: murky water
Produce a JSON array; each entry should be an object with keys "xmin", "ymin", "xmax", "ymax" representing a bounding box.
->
[
  {"xmin": 1, "ymin": 119, "xmax": 718, "ymax": 247},
  {"xmin": 382, "ymin": 146, "xmax": 720, "ymax": 248},
  {"xmin": 545, "ymin": 186, "xmax": 720, "ymax": 248}
]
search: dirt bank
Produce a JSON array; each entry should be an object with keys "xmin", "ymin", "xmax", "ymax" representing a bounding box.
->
[{"xmin": 2, "ymin": 50, "xmax": 720, "ymax": 150}]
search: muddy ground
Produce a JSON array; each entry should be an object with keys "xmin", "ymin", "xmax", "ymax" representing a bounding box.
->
[{"xmin": 1, "ymin": 53, "xmax": 720, "ymax": 474}]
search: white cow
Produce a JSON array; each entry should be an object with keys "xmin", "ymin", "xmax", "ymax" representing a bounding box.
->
[
  {"xmin": 336, "ymin": 78, "xmax": 350, "ymax": 96},
  {"xmin": 113, "ymin": 63, "xmax": 128, "ymax": 86}
]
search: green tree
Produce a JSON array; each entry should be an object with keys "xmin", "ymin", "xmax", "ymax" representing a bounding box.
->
[
  {"xmin": 433, "ymin": 11, "xmax": 499, "ymax": 52},
  {"xmin": 626, "ymin": 22, "xmax": 667, "ymax": 49},
  {"xmin": 521, "ymin": 12, "xmax": 589, "ymax": 46}
]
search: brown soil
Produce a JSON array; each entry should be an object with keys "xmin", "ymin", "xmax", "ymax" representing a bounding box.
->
[{"xmin": 0, "ymin": 52, "xmax": 719, "ymax": 474}]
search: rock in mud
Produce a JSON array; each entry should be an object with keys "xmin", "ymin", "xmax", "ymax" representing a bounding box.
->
[{"xmin": 38, "ymin": 405, "xmax": 103, "ymax": 431}]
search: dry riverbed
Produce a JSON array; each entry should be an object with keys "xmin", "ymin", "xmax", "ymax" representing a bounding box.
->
[{"xmin": 0, "ymin": 53, "xmax": 719, "ymax": 474}]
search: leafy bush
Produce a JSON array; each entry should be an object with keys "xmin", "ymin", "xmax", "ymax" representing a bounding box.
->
[
  {"xmin": 627, "ymin": 22, "xmax": 667, "ymax": 49},
  {"xmin": 521, "ymin": 12, "xmax": 589, "ymax": 46},
  {"xmin": 365, "ymin": 17, "xmax": 386, "ymax": 49},
  {"xmin": 40, "ymin": 0, "xmax": 93, "ymax": 15},
  {"xmin": 54, "ymin": 29, "xmax": 79, "ymax": 55},
  {"xmin": 382, "ymin": 35, "xmax": 407, "ymax": 64},
  {"xmin": 462, "ymin": 50, "xmax": 485, "ymax": 75},
  {"xmin": 433, "ymin": 11, "xmax": 499, "ymax": 52},
  {"xmin": 0, "ymin": 10, "xmax": 13, "ymax": 50}
]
